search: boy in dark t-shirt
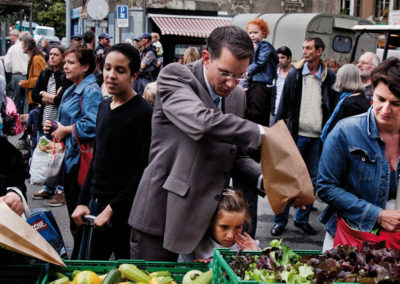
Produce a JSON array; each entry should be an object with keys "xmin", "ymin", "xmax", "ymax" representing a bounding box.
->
[{"xmin": 71, "ymin": 43, "xmax": 153, "ymax": 260}]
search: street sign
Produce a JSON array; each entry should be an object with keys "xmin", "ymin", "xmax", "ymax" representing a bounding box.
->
[{"xmin": 117, "ymin": 5, "xmax": 129, "ymax": 28}]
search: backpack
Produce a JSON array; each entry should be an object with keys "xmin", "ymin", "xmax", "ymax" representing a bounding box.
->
[{"xmin": 1, "ymin": 97, "xmax": 23, "ymax": 136}]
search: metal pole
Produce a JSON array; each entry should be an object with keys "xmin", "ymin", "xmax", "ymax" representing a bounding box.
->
[
  {"xmin": 29, "ymin": 2, "xmax": 32, "ymax": 34},
  {"xmin": 65, "ymin": 0, "xmax": 71, "ymax": 45},
  {"xmin": 142, "ymin": 0, "xmax": 146, "ymax": 32}
]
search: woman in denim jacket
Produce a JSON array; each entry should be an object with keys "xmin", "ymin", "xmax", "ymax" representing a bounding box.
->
[
  {"xmin": 43, "ymin": 47, "xmax": 103, "ymax": 258},
  {"xmin": 317, "ymin": 57, "xmax": 400, "ymax": 251}
]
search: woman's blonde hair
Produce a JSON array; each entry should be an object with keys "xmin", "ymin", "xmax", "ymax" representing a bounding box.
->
[{"xmin": 183, "ymin": 47, "xmax": 200, "ymax": 65}]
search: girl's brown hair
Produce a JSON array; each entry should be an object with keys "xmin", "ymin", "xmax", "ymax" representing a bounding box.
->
[
  {"xmin": 214, "ymin": 187, "xmax": 251, "ymax": 229},
  {"xmin": 246, "ymin": 18, "xmax": 270, "ymax": 38}
]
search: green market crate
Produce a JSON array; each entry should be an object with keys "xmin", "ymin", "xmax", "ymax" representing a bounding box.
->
[
  {"xmin": 42, "ymin": 259, "xmax": 211, "ymax": 283},
  {"xmin": 0, "ymin": 263, "xmax": 45, "ymax": 284},
  {"xmin": 212, "ymin": 248, "xmax": 322, "ymax": 284}
]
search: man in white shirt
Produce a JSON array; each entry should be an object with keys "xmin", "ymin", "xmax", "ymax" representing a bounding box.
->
[{"xmin": 4, "ymin": 31, "xmax": 30, "ymax": 113}]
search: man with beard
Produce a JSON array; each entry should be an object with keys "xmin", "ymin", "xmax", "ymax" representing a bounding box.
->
[{"xmin": 356, "ymin": 52, "xmax": 380, "ymax": 104}]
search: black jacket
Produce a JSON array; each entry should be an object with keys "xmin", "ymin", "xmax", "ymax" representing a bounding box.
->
[
  {"xmin": 31, "ymin": 69, "xmax": 73, "ymax": 129},
  {"xmin": 277, "ymin": 60, "xmax": 338, "ymax": 142}
]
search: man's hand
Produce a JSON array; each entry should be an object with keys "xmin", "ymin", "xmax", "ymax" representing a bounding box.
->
[
  {"xmin": 94, "ymin": 205, "xmax": 113, "ymax": 228},
  {"xmin": 0, "ymin": 192, "xmax": 24, "ymax": 216},
  {"xmin": 71, "ymin": 205, "xmax": 91, "ymax": 226}
]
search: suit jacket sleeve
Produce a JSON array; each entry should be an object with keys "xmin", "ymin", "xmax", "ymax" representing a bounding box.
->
[{"xmin": 157, "ymin": 63, "xmax": 261, "ymax": 149}]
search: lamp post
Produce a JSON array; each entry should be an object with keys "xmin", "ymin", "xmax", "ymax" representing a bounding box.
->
[{"xmin": 65, "ymin": 0, "xmax": 70, "ymax": 44}]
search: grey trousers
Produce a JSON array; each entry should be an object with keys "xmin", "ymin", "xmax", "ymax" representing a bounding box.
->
[
  {"xmin": 7, "ymin": 73, "xmax": 27, "ymax": 113},
  {"xmin": 130, "ymin": 228, "xmax": 178, "ymax": 261}
]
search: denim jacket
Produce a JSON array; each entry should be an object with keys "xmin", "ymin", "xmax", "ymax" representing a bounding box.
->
[
  {"xmin": 317, "ymin": 107, "xmax": 397, "ymax": 237},
  {"xmin": 247, "ymin": 41, "xmax": 278, "ymax": 85},
  {"xmin": 58, "ymin": 74, "xmax": 103, "ymax": 173}
]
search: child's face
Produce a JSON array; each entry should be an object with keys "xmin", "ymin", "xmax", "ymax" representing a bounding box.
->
[
  {"xmin": 247, "ymin": 24, "xmax": 264, "ymax": 44},
  {"xmin": 212, "ymin": 209, "xmax": 246, "ymax": 247}
]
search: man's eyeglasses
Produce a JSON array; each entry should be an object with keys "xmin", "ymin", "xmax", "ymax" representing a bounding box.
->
[{"xmin": 218, "ymin": 69, "xmax": 247, "ymax": 81}]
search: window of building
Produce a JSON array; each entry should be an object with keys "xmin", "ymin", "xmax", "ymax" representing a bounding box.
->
[
  {"xmin": 375, "ymin": 0, "xmax": 390, "ymax": 22},
  {"xmin": 340, "ymin": 0, "xmax": 351, "ymax": 15},
  {"xmin": 332, "ymin": 36, "xmax": 352, "ymax": 53},
  {"xmin": 353, "ymin": 0, "xmax": 361, "ymax": 17},
  {"xmin": 394, "ymin": 0, "xmax": 400, "ymax": 10}
]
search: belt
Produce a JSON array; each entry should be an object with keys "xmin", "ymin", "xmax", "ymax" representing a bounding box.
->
[{"xmin": 12, "ymin": 72, "xmax": 22, "ymax": 75}]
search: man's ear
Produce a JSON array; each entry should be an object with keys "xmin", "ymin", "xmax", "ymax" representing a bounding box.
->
[
  {"xmin": 316, "ymin": 48, "xmax": 323, "ymax": 57},
  {"xmin": 202, "ymin": 49, "xmax": 211, "ymax": 67}
]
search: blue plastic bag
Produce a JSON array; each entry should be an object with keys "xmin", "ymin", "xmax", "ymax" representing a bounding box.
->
[{"xmin": 26, "ymin": 208, "xmax": 67, "ymax": 258}]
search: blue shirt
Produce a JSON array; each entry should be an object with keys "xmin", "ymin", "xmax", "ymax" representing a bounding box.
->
[{"xmin": 58, "ymin": 74, "xmax": 103, "ymax": 173}]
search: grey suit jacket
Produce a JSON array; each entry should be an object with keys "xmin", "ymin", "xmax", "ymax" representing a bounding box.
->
[{"xmin": 128, "ymin": 60, "xmax": 262, "ymax": 254}]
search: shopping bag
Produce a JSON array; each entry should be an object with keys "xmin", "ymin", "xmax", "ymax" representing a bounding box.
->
[
  {"xmin": 334, "ymin": 218, "xmax": 400, "ymax": 249},
  {"xmin": 27, "ymin": 208, "xmax": 67, "ymax": 258},
  {"xmin": 260, "ymin": 120, "xmax": 315, "ymax": 214},
  {"xmin": 73, "ymin": 124, "xmax": 93, "ymax": 187},
  {"xmin": 29, "ymin": 136, "xmax": 65, "ymax": 185},
  {"xmin": 0, "ymin": 202, "xmax": 65, "ymax": 266}
]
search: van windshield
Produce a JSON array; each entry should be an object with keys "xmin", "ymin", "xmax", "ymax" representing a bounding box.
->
[{"xmin": 36, "ymin": 29, "xmax": 53, "ymax": 36}]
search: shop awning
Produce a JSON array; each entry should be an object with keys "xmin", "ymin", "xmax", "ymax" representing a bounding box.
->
[{"xmin": 149, "ymin": 14, "xmax": 232, "ymax": 38}]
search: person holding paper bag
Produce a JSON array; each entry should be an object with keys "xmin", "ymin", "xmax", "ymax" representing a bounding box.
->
[
  {"xmin": 128, "ymin": 26, "xmax": 307, "ymax": 261},
  {"xmin": 317, "ymin": 57, "xmax": 400, "ymax": 251}
]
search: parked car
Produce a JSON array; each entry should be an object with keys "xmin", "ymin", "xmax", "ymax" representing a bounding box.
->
[{"xmin": 33, "ymin": 26, "xmax": 56, "ymax": 44}]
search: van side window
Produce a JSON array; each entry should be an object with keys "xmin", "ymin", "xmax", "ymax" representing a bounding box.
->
[{"xmin": 332, "ymin": 36, "xmax": 352, "ymax": 53}]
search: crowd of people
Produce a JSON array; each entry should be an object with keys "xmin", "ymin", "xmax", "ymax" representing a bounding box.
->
[{"xmin": 0, "ymin": 19, "xmax": 399, "ymax": 263}]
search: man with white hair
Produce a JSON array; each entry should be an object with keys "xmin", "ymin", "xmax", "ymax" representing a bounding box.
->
[
  {"xmin": 4, "ymin": 31, "xmax": 30, "ymax": 113},
  {"xmin": 356, "ymin": 52, "xmax": 380, "ymax": 104}
]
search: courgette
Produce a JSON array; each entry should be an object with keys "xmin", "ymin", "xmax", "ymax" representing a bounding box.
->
[
  {"xmin": 103, "ymin": 268, "xmax": 122, "ymax": 284},
  {"xmin": 119, "ymin": 264, "xmax": 149, "ymax": 283}
]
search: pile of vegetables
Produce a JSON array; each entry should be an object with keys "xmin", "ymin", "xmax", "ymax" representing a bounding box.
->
[
  {"xmin": 49, "ymin": 263, "xmax": 212, "ymax": 284},
  {"xmin": 229, "ymin": 239, "xmax": 314, "ymax": 283},
  {"xmin": 304, "ymin": 241, "xmax": 400, "ymax": 283},
  {"xmin": 228, "ymin": 240, "xmax": 400, "ymax": 284}
]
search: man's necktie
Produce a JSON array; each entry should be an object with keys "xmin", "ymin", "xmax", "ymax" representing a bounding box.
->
[{"xmin": 213, "ymin": 97, "xmax": 220, "ymax": 107}]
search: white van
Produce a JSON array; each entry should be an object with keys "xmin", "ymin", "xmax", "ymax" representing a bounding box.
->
[{"xmin": 33, "ymin": 26, "xmax": 56, "ymax": 44}]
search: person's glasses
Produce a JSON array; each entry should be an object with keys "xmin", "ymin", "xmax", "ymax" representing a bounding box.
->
[{"xmin": 218, "ymin": 69, "xmax": 247, "ymax": 81}]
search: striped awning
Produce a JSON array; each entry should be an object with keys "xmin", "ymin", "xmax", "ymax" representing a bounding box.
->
[{"xmin": 149, "ymin": 14, "xmax": 232, "ymax": 38}]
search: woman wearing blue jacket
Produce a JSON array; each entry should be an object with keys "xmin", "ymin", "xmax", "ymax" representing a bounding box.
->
[
  {"xmin": 44, "ymin": 46, "xmax": 103, "ymax": 258},
  {"xmin": 244, "ymin": 19, "xmax": 278, "ymax": 127}
]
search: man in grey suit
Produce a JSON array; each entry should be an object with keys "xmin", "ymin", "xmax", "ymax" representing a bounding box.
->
[{"xmin": 128, "ymin": 26, "xmax": 267, "ymax": 261}]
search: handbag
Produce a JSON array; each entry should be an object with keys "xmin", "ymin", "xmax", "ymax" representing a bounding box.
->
[
  {"xmin": 72, "ymin": 96, "xmax": 94, "ymax": 187},
  {"xmin": 72, "ymin": 123, "xmax": 93, "ymax": 187}
]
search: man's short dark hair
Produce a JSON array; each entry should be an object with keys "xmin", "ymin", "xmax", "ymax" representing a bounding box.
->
[
  {"xmin": 206, "ymin": 26, "xmax": 254, "ymax": 61},
  {"xmin": 105, "ymin": 43, "xmax": 140, "ymax": 76},
  {"xmin": 305, "ymin": 37, "xmax": 325, "ymax": 51},
  {"xmin": 276, "ymin": 46, "xmax": 292, "ymax": 58},
  {"xmin": 83, "ymin": 31, "xmax": 95, "ymax": 44}
]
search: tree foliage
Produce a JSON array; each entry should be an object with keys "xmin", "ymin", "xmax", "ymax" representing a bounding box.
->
[{"xmin": 33, "ymin": 0, "xmax": 66, "ymax": 38}]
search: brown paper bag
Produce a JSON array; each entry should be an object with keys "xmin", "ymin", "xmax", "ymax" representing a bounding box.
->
[
  {"xmin": 0, "ymin": 202, "xmax": 65, "ymax": 266},
  {"xmin": 261, "ymin": 120, "xmax": 315, "ymax": 214}
]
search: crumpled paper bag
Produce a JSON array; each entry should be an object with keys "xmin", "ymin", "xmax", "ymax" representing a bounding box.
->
[
  {"xmin": 261, "ymin": 120, "xmax": 315, "ymax": 214},
  {"xmin": 0, "ymin": 202, "xmax": 65, "ymax": 266}
]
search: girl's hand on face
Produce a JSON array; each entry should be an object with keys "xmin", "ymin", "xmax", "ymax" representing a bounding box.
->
[{"xmin": 234, "ymin": 232, "xmax": 258, "ymax": 251}]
